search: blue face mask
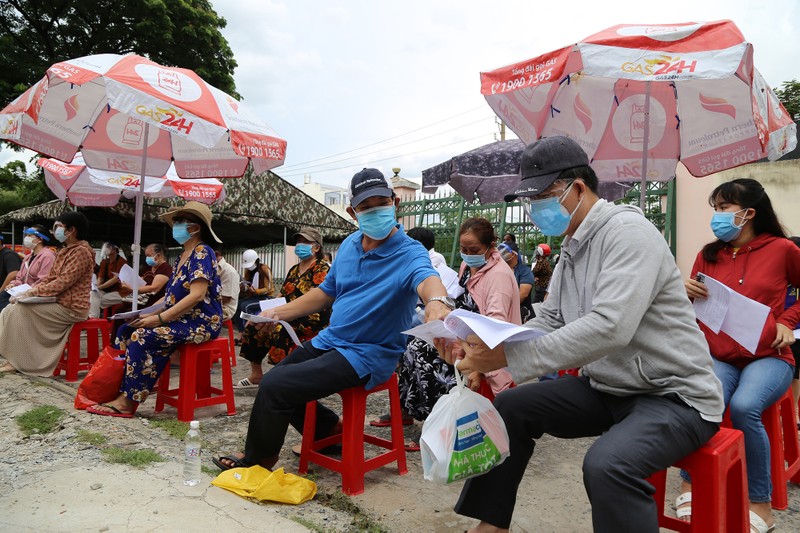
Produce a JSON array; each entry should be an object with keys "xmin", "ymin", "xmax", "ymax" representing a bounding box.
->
[
  {"xmin": 172, "ymin": 222, "xmax": 195, "ymax": 245},
  {"xmin": 710, "ymin": 209, "xmax": 747, "ymax": 242},
  {"xmin": 356, "ymin": 205, "xmax": 397, "ymax": 240},
  {"xmin": 54, "ymin": 227, "xmax": 67, "ymax": 243},
  {"xmin": 145, "ymin": 256, "xmax": 157, "ymax": 267},
  {"xmin": 295, "ymin": 243, "xmax": 314, "ymax": 260},
  {"xmin": 461, "ymin": 250, "xmax": 488, "ymax": 269},
  {"xmin": 523, "ymin": 183, "xmax": 581, "ymax": 237}
]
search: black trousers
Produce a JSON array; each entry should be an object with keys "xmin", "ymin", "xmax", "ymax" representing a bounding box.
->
[
  {"xmin": 455, "ymin": 375, "xmax": 719, "ymax": 532},
  {"xmin": 243, "ymin": 341, "xmax": 368, "ymax": 465}
]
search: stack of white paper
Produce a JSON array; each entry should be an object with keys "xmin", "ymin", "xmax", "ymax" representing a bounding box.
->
[{"xmin": 403, "ymin": 309, "xmax": 546, "ymax": 348}]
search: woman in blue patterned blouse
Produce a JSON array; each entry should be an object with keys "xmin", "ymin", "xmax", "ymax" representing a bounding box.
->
[{"xmin": 88, "ymin": 202, "xmax": 223, "ymax": 418}]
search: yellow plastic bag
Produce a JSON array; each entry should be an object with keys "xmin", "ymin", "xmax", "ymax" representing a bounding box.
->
[{"xmin": 211, "ymin": 466, "xmax": 317, "ymax": 504}]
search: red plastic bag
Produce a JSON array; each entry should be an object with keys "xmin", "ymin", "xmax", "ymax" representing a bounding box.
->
[{"xmin": 74, "ymin": 346, "xmax": 126, "ymax": 410}]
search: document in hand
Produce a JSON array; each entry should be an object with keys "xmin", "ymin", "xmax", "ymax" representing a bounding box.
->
[
  {"xmin": 692, "ymin": 272, "xmax": 771, "ymax": 355},
  {"xmin": 259, "ymin": 297, "xmax": 286, "ymax": 311},
  {"xmin": 240, "ymin": 312, "xmax": 302, "ymax": 347},
  {"xmin": 117, "ymin": 264, "xmax": 146, "ymax": 289},
  {"xmin": 109, "ymin": 301, "xmax": 166, "ymax": 320},
  {"xmin": 5, "ymin": 283, "xmax": 31, "ymax": 297},
  {"xmin": 403, "ymin": 309, "xmax": 546, "ymax": 349}
]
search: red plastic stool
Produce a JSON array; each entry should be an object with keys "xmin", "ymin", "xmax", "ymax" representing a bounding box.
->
[
  {"xmin": 648, "ymin": 427, "xmax": 748, "ymax": 532},
  {"xmin": 53, "ymin": 318, "xmax": 111, "ymax": 382},
  {"xmin": 298, "ymin": 373, "xmax": 408, "ymax": 495},
  {"xmin": 763, "ymin": 388, "xmax": 800, "ymax": 509},
  {"xmin": 154, "ymin": 337, "xmax": 236, "ymax": 422},
  {"xmin": 223, "ymin": 319, "xmax": 236, "ymax": 366}
]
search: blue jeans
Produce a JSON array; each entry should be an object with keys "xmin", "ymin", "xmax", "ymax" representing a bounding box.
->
[
  {"xmin": 681, "ymin": 357, "xmax": 793, "ymax": 502},
  {"xmin": 233, "ymin": 298, "xmax": 262, "ymax": 331}
]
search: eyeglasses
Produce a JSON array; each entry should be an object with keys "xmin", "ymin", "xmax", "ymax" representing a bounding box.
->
[{"xmin": 529, "ymin": 180, "xmax": 575, "ymax": 202}]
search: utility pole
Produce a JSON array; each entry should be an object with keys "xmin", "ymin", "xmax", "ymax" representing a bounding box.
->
[{"xmin": 495, "ymin": 117, "xmax": 506, "ymax": 141}]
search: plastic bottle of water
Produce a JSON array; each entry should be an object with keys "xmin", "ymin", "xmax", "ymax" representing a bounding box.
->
[{"xmin": 183, "ymin": 420, "xmax": 201, "ymax": 486}]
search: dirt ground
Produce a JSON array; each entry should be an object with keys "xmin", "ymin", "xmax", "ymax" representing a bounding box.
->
[{"xmin": 1, "ymin": 343, "xmax": 800, "ymax": 532}]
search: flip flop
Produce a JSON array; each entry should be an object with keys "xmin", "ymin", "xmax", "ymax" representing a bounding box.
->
[
  {"xmin": 404, "ymin": 440, "xmax": 421, "ymax": 452},
  {"xmin": 212, "ymin": 455, "xmax": 249, "ymax": 471},
  {"xmin": 234, "ymin": 377, "xmax": 259, "ymax": 389},
  {"xmin": 86, "ymin": 403, "xmax": 135, "ymax": 418},
  {"xmin": 369, "ymin": 413, "xmax": 414, "ymax": 427}
]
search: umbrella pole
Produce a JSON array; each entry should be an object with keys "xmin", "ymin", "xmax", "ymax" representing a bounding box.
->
[
  {"xmin": 131, "ymin": 123, "xmax": 150, "ymax": 311},
  {"xmin": 639, "ymin": 82, "xmax": 652, "ymax": 212}
]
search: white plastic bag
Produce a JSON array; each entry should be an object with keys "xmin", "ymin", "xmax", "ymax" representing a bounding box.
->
[{"xmin": 420, "ymin": 361, "xmax": 510, "ymax": 483}]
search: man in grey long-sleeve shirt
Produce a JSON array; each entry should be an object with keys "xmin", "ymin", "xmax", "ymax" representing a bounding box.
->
[{"xmin": 440, "ymin": 137, "xmax": 724, "ymax": 533}]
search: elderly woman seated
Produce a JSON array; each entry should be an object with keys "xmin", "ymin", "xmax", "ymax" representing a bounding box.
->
[
  {"xmin": 87, "ymin": 201, "xmax": 223, "ymax": 418},
  {"xmin": 0, "ymin": 213, "xmax": 94, "ymax": 374},
  {"xmin": 0, "ymin": 225, "xmax": 57, "ymax": 313}
]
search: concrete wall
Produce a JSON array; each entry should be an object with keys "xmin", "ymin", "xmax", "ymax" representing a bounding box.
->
[{"xmin": 675, "ymin": 160, "xmax": 800, "ymax": 278}]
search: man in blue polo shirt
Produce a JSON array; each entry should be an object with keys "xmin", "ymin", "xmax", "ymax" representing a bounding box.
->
[{"xmin": 215, "ymin": 168, "xmax": 453, "ymax": 471}]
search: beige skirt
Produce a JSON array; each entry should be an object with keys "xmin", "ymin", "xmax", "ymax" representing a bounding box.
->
[{"xmin": 0, "ymin": 302, "xmax": 87, "ymax": 376}]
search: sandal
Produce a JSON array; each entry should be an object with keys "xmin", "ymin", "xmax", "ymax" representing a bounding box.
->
[
  {"xmin": 234, "ymin": 377, "xmax": 259, "ymax": 389},
  {"xmin": 749, "ymin": 510, "xmax": 776, "ymax": 533},
  {"xmin": 212, "ymin": 454, "xmax": 249, "ymax": 471},
  {"xmin": 404, "ymin": 440, "xmax": 421, "ymax": 452},
  {"xmin": 369, "ymin": 412, "xmax": 414, "ymax": 427},
  {"xmin": 675, "ymin": 492, "xmax": 691, "ymax": 520},
  {"xmin": 86, "ymin": 403, "xmax": 136, "ymax": 418}
]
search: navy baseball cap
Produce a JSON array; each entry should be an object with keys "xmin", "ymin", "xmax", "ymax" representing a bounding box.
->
[
  {"xmin": 504, "ymin": 136, "xmax": 590, "ymax": 202},
  {"xmin": 350, "ymin": 168, "xmax": 394, "ymax": 207}
]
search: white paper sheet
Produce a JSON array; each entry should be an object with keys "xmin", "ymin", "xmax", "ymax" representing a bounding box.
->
[
  {"xmin": 109, "ymin": 301, "xmax": 165, "ymax": 320},
  {"xmin": 692, "ymin": 273, "xmax": 730, "ymax": 333},
  {"xmin": 91, "ymin": 273, "xmax": 98, "ymax": 292},
  {"xmin": 5, "ymin": 283, "xmax": 31, "ymax": 297},
  {"xmin": 794, "ymin": 329, "xmax": 800, "ymax": 340},
  {"xmin": 692, "ymin": 273, "xmax": 771, "ymax": 355},
  {"xmin": 259, "ymin": 297, "xmax": 286, "ymax": 311},
  {"xmin": 117, "ymin": 263, "xmax": 145, "ymax": 289},
  {"xmin": 240, "ymin": 312, "xmax": 302, "ymax": 346},
  {"xmin": 720, "ymin": 290, "xmax": 771, "ymax": 356},
  {"xmin": 403, "ymin": 309, "xmax": 546, "ymax": 349}
]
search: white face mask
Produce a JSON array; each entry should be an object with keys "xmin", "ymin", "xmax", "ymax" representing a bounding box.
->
[
  {"xmin": 245, "ymin": 264, "xmax": 257, "ymax": 272},
  {"xmin": 23, "ymin": 236, "xmax": 37, "ymax": 249}
]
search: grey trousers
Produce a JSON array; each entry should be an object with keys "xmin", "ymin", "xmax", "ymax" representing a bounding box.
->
[{"xmin": 454, "ymin": 375, "xmax": 719, "ymax": 532}]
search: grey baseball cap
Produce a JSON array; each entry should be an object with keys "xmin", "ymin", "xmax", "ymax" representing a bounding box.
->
[{"xmin": 504, "ymin": 136, "xmax": 590, "ymax": 202}]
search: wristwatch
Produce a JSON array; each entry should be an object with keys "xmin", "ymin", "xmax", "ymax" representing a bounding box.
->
[{"xmin": 427, "ymin": 296, "xmax": 456, "ymax": 310}]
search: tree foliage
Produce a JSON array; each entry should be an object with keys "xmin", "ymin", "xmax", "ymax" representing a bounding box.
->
[
  {"xmin": 0, "ymin": 0, "xmax": 239, "ymax": 109},
  {"xmin": 0, "ymin": 160, "xmax": 55, "ymax": 215},
  {"xmin": 775, "ymin": 79, "xmax": 800, "ymax": 121}
]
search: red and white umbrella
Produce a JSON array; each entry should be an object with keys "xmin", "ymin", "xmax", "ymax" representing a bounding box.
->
[
  {"xmin": 39, "ymin": 154, "xmax": 226, "ymax": 207},
  {"xmin": 480, "ymin": 20, "xmax": 797, "ymax": 208},
  {"xmin": 0, "ymin": 53, "xmax": 287, "ymax": 308}
]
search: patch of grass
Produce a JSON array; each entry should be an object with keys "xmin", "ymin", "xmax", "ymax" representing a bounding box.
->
[
  {"xmin": 74, "ymin": 430, "xmax": 108, "ymax": 446},
  {"xmin": 16, "ymin": 405, "xmax": 64, "ymax": 436},
  {"xmin": 201, "ymin": 465, "xmax": 218, "ymax": 476},
  {"xmin": 317, "ymin": 491, "xmax": 387, "ymax": 533},
  {"xmin": 149, "ymin": 419, "xmax": 189, "ymax": 439},
  {"xmin": 102, "ymin": 447, "xmax": 165, "ymax": 468},
  {"xmin": 290, "ymin": 516, "xmax": 326, "ymax": 532}
]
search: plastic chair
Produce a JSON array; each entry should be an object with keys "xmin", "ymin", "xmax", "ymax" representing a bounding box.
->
[
  {"xmin": 222, "ymin": 319, "xmax": 236, "ymax": 366},
  {"xmin": 154, "ymin": 337, "xmax": 236, "ymax": 422},
  {"xmin": 648, "ymin": 427, "xmax": 748, "ymax": 532},
  {"xmin": 297, "ymin": 373, "xmax": 408, "ymax": 495},
  {"xmin": 53, "ymin": 318, "xmax": 111, "ymax": 382},
  {"xmin": 762, "ymin": 388, "xmax": 800, "ymax": 510}
]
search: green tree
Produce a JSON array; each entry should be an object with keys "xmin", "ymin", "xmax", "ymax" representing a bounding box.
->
[
  {"xmin": 775, "ymin": 79, "xmax": 800, "ymax": 121},
  {"xmin": 0, "ymin": 0, "xmax": 239, "ymax": 108},
  {"xmin": 0, "ymin": 160, "xmax": 55, "ymax": 214}
]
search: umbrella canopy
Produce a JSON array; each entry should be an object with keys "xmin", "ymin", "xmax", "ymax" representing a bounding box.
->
[
  {"xmin": 40, "ymin": 154, "xmax": 226, "ymax": 207},
  {"xmin": 480, "ymin": 20, "xmax": 797, "ymax": 207},
  {"xmin": 422, "ymin": 140, "xmax": 525, "ymax": 204},
  {"xmin": 0, "ymin": 52, "xmax": 287, "ymax": 309},
  {"xmin": 0, "ymin": 53, "xmax": 286, "ymax": 178}
]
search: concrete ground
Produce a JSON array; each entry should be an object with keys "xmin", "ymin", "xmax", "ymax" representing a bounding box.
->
[{"xmin": 1, "ymin": 348, "xmax": 799, "ymax": 532}]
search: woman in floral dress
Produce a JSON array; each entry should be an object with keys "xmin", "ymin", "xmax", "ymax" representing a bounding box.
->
[
  {"xmin": 235, "ymin": 227, "xmax": 331, "ymax": 387},
  {"xmin": 87, "ymin": 202, "xmax": 223, "ymax": 418}
]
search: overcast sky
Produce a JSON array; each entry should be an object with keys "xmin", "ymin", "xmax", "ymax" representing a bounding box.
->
[{"xmin": 2, "ymin": 0, "xmax": 798, "ymax": 192}]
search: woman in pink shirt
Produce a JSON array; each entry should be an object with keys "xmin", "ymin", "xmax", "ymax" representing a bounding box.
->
[{"xmin": 0, "ymin": 225, "xmax": 56, "ymax": 312}]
